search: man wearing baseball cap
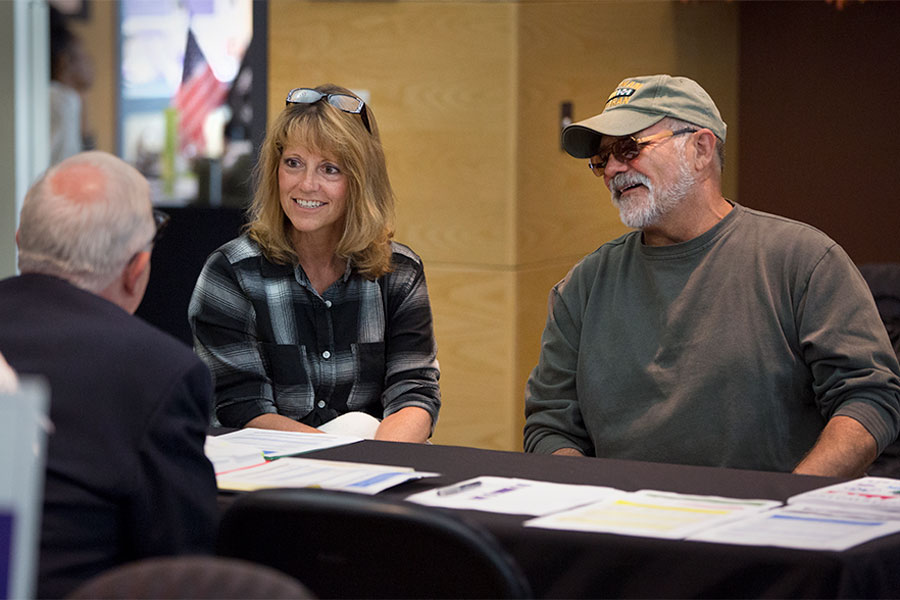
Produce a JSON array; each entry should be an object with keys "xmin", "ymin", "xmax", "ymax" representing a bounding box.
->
[{"xmin": 524, "ymin": 74, "xmax": 900, "ymax": 477}]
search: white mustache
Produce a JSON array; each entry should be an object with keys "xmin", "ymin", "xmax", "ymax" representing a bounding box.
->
[{"xmin": 608, "ymin": 171, "xmax": 652, "ymax": 201}]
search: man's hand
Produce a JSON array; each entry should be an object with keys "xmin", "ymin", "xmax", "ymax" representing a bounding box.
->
[
  {"xmin": 793, "ymin": 415, "xmax": 878, "ymax": 478},
  {"xmin": 552, "ymin": 447, "xmax": 585, "ymax": 457}
]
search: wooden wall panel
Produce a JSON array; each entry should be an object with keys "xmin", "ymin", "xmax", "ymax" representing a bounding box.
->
[
  {"xmin": 268, "ymin": 1, "xmax": 517, "ymax": 267},
  {"xmin": 671, "ymin": 1, "xmax": 740, "ymax": 199},
  {"xmin": 426, "ymin": 267, "xmax": 517, "ymax": 450},
  {"xmin": 515, "ymin": 1, "xmax": 740, "ymax": 268},
  {"xmin": 69, "ymin": 1, "xmax": 117, "ymax": 154},
  {"xmin": 514, "ymin": 258, "xmax": 579, "ymax": 443}
]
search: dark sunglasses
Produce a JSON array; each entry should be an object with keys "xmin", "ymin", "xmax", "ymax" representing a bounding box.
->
[
  {"xmin": 285, "ymin": 88, "xmax": 372, "ymax": 134},
  {"xmin": 588, "ymin": 128, "xmax": 696, "ymax": 176},
  {"xmin": 151, "ymin": 209, "xmax": 170, "ymax": 246},
  {"xmin": 127, "ymin": 209, "xmax": 170, "ymax": 266}
]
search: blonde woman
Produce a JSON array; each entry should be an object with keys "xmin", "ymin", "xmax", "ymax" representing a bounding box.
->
[{"xmin": 189, "ymin": 84, "xmax": 440, "ymax": 442}]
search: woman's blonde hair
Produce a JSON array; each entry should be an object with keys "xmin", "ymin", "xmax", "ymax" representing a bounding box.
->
[{"xmin": 247, "ymin": 84, "xmax": 395, "ymax": 279}]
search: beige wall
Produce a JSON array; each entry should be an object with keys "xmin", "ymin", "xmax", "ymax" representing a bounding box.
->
[
  {"xmin": 68, "ymin": 1, "xmax": 117, "ymax": 155},
  {"xmin": 268, "ymin": 0, "xmax": 739, "ymax": 451}
]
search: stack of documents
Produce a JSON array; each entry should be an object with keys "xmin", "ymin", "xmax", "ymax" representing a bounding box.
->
[
  {"xmin": 205, "ymin": 429, "xmax": 438, "ymax": 495},
  {"xmin": 209, "ymin": 428, "xmax": 364, "ymax": 465},
  {"xmin": 204, "ymin": 436, "xmax": 268, "ymax": 474},
  {"xmin": 216, "ymin": 456, "xmax": 438, "ymax": 495},
  {"xmin": 687, "ymin": 477, "xmax": 900, "ymax": 551},
  {"xmin": 409, "ymin": 475, "xmax": 900, "ymax": 552},
  {"xmin": 687, "ymin": 505, "xmax": 900, "ymax": 551},
  {"xmin": 785, "ymin": 476, "xmax": 900, "ymax": 520}
]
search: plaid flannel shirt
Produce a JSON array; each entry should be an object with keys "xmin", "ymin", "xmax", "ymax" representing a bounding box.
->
[{"xmin": 189, "ymin": 235, "xmax": 441, "ymax": 428}]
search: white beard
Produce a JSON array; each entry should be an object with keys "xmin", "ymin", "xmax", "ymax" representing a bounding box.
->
[{"xmin": 608, "ymin": 156, "xmax": 696, "ymax": 230}]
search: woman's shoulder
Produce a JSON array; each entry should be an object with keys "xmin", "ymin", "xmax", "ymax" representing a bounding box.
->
[
  {"xmin": 388, "ymin": 241, "xmax": 424, "ymax": 270},
  {"xmin": 212, "ymin": 233, "xmax": 263, "ymax": 264},
  {"xmin": 199, "ymin": 235, "xmax": 277, "ymax": 285},
  {"xmin": 377, "ymin": 241, "xmax": 426, "ymax": 295}
]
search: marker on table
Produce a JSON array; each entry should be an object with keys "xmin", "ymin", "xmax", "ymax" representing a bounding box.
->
[{"xmin": 436, "ymin": 481, "xmax": 483, "ymax": 496}]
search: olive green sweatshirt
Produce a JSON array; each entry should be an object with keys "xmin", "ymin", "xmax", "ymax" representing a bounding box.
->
[{"xmin": 524, "ymin": 203, "xmax": 900, "ymax": 472}]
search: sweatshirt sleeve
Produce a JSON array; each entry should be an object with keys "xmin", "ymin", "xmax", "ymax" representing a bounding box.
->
[
  {"xmin": 798, "ymin": 244, "xmax": 900, "ymax": 453},
  {"xmin": 524, "ymin": 273, "xmax": 595, "ymax": 456}
]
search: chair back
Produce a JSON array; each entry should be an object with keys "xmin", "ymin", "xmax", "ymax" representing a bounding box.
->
[
  {"xmin": 217, "ymin": 488, "xmax": 532, "ymax": 599},
  {"xmin": 858, "ymin": 262, "xmax": 900, "ymax": 358},
  {"xmin": 859, "ymin": 263, "xmax": 900, "ymax": 477},
  {"xmin": 66, "ymin": 555, "xmax": 315, "ymax": 599}
]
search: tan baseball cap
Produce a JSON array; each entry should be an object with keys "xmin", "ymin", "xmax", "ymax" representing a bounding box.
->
[{"xmin": 562, "ymin": 74, "xmax": 727, "ymax": 159}]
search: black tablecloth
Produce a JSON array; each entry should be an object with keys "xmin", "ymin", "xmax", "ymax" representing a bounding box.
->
[{"xmin": 219, "ymin": 440, "xmax": 900, "ymax": 598}]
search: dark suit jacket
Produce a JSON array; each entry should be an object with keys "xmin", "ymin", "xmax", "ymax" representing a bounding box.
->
[{"xmin": 0, "ymin": 273, "xmax": 218, "ymax": 599}]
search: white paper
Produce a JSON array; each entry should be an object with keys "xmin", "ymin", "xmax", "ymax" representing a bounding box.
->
[
  {"xmin": 689, "ymin": 506, "xmax": 900, "ymax": 551},
  {"xmin": 212, "ymin": 428, "xmax": 362, "ymax": 459},
  {"xmin": 787, "ymin": 476, "xmax": 900, "ymax": 520},
  {"xmin": 204, "ymin": 436, "xmax": 267, "ymax": 475},
  {"xmin": 630, "ymin": 489, "xmax": 783, "ymax": 513},
  {"xmin": 216, "ymin": 456, "xmax": 438, "ymax": 495},
  {"xmin": 524, "ymin": 489, "xmax": 781, "ymax": 539},
  {"xmin": 406, "ymin": 476, "xmax": 620, "ymax": 516}
]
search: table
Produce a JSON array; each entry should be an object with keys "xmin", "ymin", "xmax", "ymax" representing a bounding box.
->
[{"xmin": 219, "ymin": 440, "xmax": 900, "ymax": 598}]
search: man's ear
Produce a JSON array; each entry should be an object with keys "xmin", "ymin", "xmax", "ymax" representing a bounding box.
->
[
  {"xmin": 691, "ymin": 129, "xmax": 718, "ymax": 172},
  {"xmin": 123, "ymin": 251, "xmax": 151, "ymax": 296}
]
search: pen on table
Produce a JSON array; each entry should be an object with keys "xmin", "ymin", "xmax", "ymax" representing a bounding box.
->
[{"xmin": 436, "ymin": 481, "xmax": 483, "ymax": 496}]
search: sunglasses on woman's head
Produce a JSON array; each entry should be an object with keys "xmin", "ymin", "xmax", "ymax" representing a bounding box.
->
[
  {"xmin": 588, "ymin": 128, "xmax": 696, "ymax": 176},
  {"xmin": 285, "ymin": 88, "xmax": 372, "ymax": 134}
]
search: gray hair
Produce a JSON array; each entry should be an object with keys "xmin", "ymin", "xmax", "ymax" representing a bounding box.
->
[
  {"xmin": 659, "ymin": 117, "xmax": 725, "ymax": 172},
  {"xmin": 17, "ymin": 151, "xmax": 154, "ymax": 292}
]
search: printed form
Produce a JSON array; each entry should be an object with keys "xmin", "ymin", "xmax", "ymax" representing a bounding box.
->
[
  {"xmin": 689, "ymin": 506, "xmax": 900, "ymax": 551},
  {"xmin": 524, "ymin": 490, "xmax": 781, "ymax": 539}
]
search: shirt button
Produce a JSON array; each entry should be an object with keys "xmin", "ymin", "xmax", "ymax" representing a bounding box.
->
[
  {"xmin": 324, "ymin": 300, "xmax": 332, "ymax": 308},
  {"xmin": 322, "ymin": 350, "xmax": 331, "ymax": 359},
  {"xmin": 317, "ymin": 400, "xmax": 326, "ymax": 409}
]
